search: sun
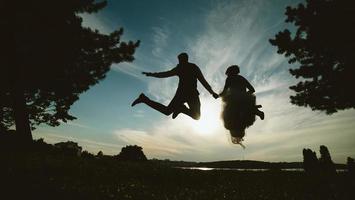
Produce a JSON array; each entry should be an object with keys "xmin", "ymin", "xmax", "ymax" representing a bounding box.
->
[{"xmin": 186, "ymin": 98, "xmax": 223, "ymax": 135}]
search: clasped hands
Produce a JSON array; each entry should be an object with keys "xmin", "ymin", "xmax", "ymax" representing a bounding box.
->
[{"xmin": 142, "ymin": 72, "xmax": 219, "ymax": 99}]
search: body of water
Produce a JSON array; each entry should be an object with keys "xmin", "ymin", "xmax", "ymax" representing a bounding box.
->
[{"xmin": 176, "ymin": 167, "xmax": 347, "ymax": 172}]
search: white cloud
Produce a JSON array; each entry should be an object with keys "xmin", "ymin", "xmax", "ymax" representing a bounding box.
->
[
  {"xmin": 63, "ymin": 121, "xmax": 91, "ymax": 129},
  {"xmin": 111, "ymin": 62, "xmax": 146, "ymax": 81},
  {"xmin": 151, "ymin": 26, "xmax": 169, "ymax": 57},
  {"xmin": 113, "ymin": 127, "xmax": 198, "ymax": 159},
  {"xmin": 80, "ymin": 13, "xmax": 112, "ymax": 34}
]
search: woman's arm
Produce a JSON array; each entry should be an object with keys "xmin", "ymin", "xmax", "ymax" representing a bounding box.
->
[
  {"xmin": 244, "ymin": 77, "xmax": 255, "ymax": 94},
  {"xmin": 220, "ymin": 77, "xmax": 231, "ymax": 96}
]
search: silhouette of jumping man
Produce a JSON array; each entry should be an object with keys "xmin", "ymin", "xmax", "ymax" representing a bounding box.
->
[{"xmin": 132, "ymin": 53, "xmax": 218, "ymax": 120}]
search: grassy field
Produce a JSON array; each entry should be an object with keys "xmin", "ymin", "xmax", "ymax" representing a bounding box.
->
[{"xmin": 1, "ymin": 151, "xmax": 353, "ymax": 200}]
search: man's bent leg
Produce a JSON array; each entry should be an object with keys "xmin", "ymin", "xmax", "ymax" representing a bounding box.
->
[
  {"xmin": 169, "ymin": 95, "xmax": 187, "ymax": 119},
  {"xmin": 132, "ymin": 93, "xmax": 172, "ymax": 115},
  {"xmin": 172, "ymin": 104, "xmax": 189, "ymax": 119},
  {"xmin": 182, "ymin": 96, "xmax": 201, "ymax": 120},
  {"xmin": 137, "ymin": 94, "xmax": 173, "ymax": 116}
]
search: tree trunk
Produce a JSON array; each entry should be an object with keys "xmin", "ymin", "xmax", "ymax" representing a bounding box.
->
[
  {"xmin": 12, "ymin": 85, "xmax": 32, "ymax": 143},
  {"xmin": 9, "ymin": 17, "xmax": 33, "ymax": 145}
]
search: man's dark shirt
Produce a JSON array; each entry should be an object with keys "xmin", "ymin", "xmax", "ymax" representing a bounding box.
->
[{"xmin": 152, "ymin": 62, "xmax": 213, "ymax": 97}]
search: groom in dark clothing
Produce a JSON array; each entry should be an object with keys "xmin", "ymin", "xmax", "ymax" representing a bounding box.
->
[{"xmin": 131, "ymin": 53, "xmax": 218, "ymax": 120}]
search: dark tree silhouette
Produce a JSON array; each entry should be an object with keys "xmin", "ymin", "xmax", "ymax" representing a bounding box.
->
[
  {"xmin": 303, "ymin": 145, "xmax": 336, "ymax": 177},
  {"xmin": 303, "ymin": 148, "xmax": 318, "ymax": 174},
  {"xmin": 0, "ymin": 1, "xmax": 139, "ymax": 142},
  {"xmin": 116, "ymin": 145, "xmax": 147, "ymax": 161},
  {"xmin": 97, "ymin": 150, "xmax": 104, "ymax": 157},
  {"xmin": 81, "ymin": 150, "xmax": 94, "ymax": 159},
  {"xmin": 318, "ymin": 145, "xmax": 336, "ymax": 175},
  {"xmin": 270, "ymin": 0, "xmax": 355, "ymax": 114},
  {"xmin": 54, "ymin": 141, "xmax": 83, "ymax": 156},
  {"xmin": 347, "ymin": 157, "xmax": 354, "ymax": 176}
]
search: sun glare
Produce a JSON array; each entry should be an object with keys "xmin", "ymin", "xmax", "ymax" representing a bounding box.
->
[{"xmin": 186, "ymin": 98, "xmax": 223, "ymax": 135}]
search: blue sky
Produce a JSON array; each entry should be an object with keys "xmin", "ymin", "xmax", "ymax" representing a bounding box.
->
[{"xmin": 34, "ymin": 0, "xmax": 355, "ymax": 163}]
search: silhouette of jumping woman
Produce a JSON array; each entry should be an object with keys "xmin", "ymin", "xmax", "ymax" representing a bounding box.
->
[
  {"xmin": 220, "ymin": 65, "xmax": 264, "ymax": 147},
  {"xmin": 132, "ymin": 53, "xmax": 219, "ymax": 120}
]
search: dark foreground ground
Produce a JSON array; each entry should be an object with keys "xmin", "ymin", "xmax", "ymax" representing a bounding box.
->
[{"xmin": 1, "ymin": 152, "xmax": 354, "ymax": 200}]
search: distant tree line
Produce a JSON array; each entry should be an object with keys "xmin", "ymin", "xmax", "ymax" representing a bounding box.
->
[{"xmin": 0, "ymin": 130, "xmax": 147, "ymax": 161}]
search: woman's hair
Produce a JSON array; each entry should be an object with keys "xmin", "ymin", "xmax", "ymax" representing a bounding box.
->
[{"xmin": 225, "ymin": 65, "xmax": 240, "ymax": 76}]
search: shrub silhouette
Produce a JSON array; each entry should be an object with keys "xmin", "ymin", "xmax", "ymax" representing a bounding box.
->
[{"xmin": 116, "ymin": 145, "xmax": 147, "ymax": 161}]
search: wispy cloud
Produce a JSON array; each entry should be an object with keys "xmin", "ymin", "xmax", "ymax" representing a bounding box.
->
[
  {"xmin": 132, "ymin": 109, "xmax": 145, "ymax": 118},
  {"xmin": 151, "ymin": 26, "xmax": 169, "ymax": 57},
  {"xmin": 65, "ymin": 121, "xmax": 92, "ymax": 129},
  {"xmin": 111, "ymin": 62, "xmax": 146, "ymax": 81},
  {"xmin": 113, "ymin": 127, "xmax": 196, "ymax": 159}
]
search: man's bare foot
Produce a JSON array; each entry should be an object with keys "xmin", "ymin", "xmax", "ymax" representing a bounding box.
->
[
  {"xmin": 131, "ymin": 93, "xmax": 146, "ymax": 106},
  {"xmin": 258, "ymin": 111, "xmax": 264, "ymax": 120}
]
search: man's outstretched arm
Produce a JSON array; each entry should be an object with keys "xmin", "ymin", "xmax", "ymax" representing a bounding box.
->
[
  {"xmin": 142, "ymin": 67, "xmax": 177, "ymax": 78},
  {"xmin": 196, "ymin": 68, "xmax": 219, "ymax": 98}
]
